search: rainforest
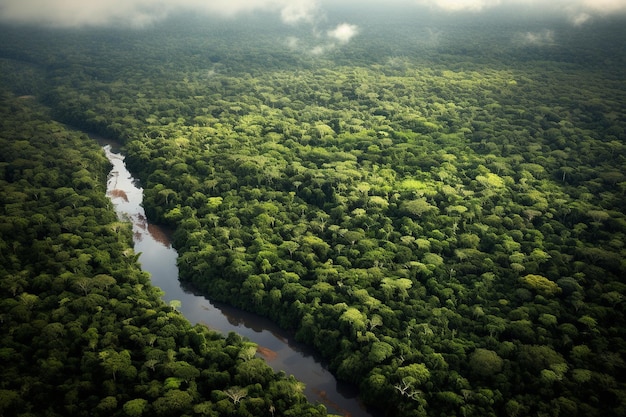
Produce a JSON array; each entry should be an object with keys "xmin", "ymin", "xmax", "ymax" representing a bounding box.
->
[{"xmin": 1, "ymin": 1, "xmax": 625, "ymax": 416}]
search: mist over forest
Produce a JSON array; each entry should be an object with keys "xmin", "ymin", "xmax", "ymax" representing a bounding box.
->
[{"xmin": 1, "ymin": 1, "xmax": 625, "ymax": 416}]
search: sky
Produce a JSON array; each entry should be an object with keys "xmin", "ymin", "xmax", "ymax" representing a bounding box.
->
[{"xmin": 1, "ymin": 0, "xmax": 626, "ymax": 29}]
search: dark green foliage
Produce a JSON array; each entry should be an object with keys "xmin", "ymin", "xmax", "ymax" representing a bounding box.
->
[
  {"xmin": 0, "ymin": 95, "xmax": 323, "ymax": 417},
  {"xmin": 1, "ymin": 12, "xmax": 626, "ymax": 417}
]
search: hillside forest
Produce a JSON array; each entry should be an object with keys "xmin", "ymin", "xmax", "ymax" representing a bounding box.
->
[{"xmin": 1, "ymin": 9, "xmax": 626, "ymax": 417}]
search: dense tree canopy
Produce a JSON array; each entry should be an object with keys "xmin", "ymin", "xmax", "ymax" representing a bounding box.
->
[
  {"xmin": 1, "ymin": 11, "xmax": 625, "ymax": 417},
  {"xmin": 0, "ymin": 95, "xmax": 325, "ymax": 417}
]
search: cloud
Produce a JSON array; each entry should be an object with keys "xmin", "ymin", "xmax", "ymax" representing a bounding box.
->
[
  {"xmin": 280, "ymin": 1, "xmax": 319, "ymax": 25},
  {"xmin": 285, "ymin": 36, "xmax": 300, "ymax": 50},
  {"xmin": 568, "ymin": 0, "xmax": 626, "ymax": 24},
  {"xmin": 2, "ymin": 0, "xmax": 625, "ymax": 29},
  {"xmin": 327, "ymin": 23, "xmax": 359, "ymax": 44},
  {"xmin": 0, "ymin": 0, "xmax": 321, "ymax": 28},
  {"xmin": 570, "ymin": 12, "xmax": 592, "ymax": 26},
  {"xmin": 310, "ymin": 45, "xmax": 330, "ymax": 55},
  {"xmin": 0, "ymin": 0, "xmax": 157, "ymax": 27},
  {"xmin": 281, "ymin": 21, "xmax": 359, "ymax": 56},
  {"xmin": 580, "ymin": 0, "xmax": 626, "ymax": 14},
  {"xmin": 413, "ymin": 0, "xmax": 626, "ymax": 28},
  {"xmin": 414, "ymin": 0, "xmax": 626, "ymax": 17},
  {"xmin": 415, "ymin": 0, "xmax": 502, "ymax": 12},
  {"xmin": 518, "ymin": 29, "xmax": 555, "ymax": 46}
]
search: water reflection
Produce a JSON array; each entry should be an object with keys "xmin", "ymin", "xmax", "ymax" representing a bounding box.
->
[{"xmin": 100, "ymin": 142, "xmax": 376, "ymax": 417}]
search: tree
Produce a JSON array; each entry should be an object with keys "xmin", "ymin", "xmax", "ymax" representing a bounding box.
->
[
  {"xmin": 381, "ymin": 277, "xmax": 413, "ymax": 300},
  {"xmin": 96, "ymin": 396, "xmax": 118, "ymax": 413},
  {"xmin": 92, "ymin": 274, "xmax": 117, "ymax": 291},
  {"xmin": 99, "ymin": 349, "xmax": 134, "ymax": 381},
  {"xmin": 193, "ymin": 401, "xmax": 218, "ymax": 417},
  {"xmin": 153, "ymin": 390, "xmax": 193, "ymax": 416},
  {"xmin": 520, "ymin": 274, "xmax": 561, "ymax": 297},
  {"xmin": 0, "ymin": 389, "xmax": 21, "ymax": 415},
  {"xmin": 369, "ymin": 341, "xmax": 394, "ymax": 363},
  {"xmin": 396, "ymin": 363, "xmax": 430, "ymax": 387},
  {"xmin": 223, "ymin": 386, "xmax": 248, "ymax": 404},
  {"xmin": 236, "ymin": 358, "xmax": 274, "ymax": 385},
  {"xmin": 504, "ymin": 399, "xmax": 524, "ymax": 417},
  {"xmin": 395, "ymin": 363, "xmax": 430, "ymax": 404},
  {"xmin": 279, "ymin": 240, "xmax": 300, "ymax": 258},
  {"xmin": 169, "ymin": 299, "xmax": 182, "ymax": 311},
  {"xmin": 17, "ymin": 292, "xmax": 39, "ymax": 320},
  {"xmin": 157, "ymin": 188, "xmax": 178, "ymax": 206},
  {"xmin": 476, "ymin": 172, "xmax": 505, "ymax": 189},
  {"xmin": 123, "ymin": 399, "xmax": 148, "ymax": 417},
  {"xmin": 340, "ymin": 307, "xmax": 367, "ymax": 334},
  {"xmin": 401, "ymin": 198, "xmax": 438, "ymax": 218},
  {"xmin": 168, "ymin": 361, "xmax": 200, "ymax": 383},
  {"xmin": 469, "ymin": 348, "xmax": 503, "ymax": 378},
  {"xmin": 237, "ymin": 343, "xmax": 258, "ymax": 361}
]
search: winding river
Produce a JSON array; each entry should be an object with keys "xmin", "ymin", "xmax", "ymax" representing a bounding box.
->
[{"xmin": 98, "ymin": 138, "xmax": 377, "ymax": 417}]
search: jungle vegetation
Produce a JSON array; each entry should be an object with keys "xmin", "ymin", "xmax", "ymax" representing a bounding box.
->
[
  {"xmin": 1, "ymin": 10, "xmax": 626, "ymax": 417},
  {"xmin": 0, "ymin": 94, "xmax": 325, "ymax": 416}
]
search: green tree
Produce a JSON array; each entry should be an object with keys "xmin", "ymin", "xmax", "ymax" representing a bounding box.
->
[
  {"xmin": 223, "ymin": 386, "xmax": 248, "ymax": 404},
  {"xmin": 124, "ymin": 398, "xmax": 148, "ymax": 417},
  {"xmin": 153, "ymin": 390, "xmax": 193, "ymax": 416},
  {"xmin": 520, "ymin": 274, "xmax": 561, "ymax": 297},
  {"xmin": 469, "ymin": 348, "xmax": 503, "ymax": 378},
  {"xmin": 99, "ymin": 349, "xmax": 135, "ymax": 381},
  {"xmin": 369, "ymin": 341, "xmax": 394, "ymax": 363}
]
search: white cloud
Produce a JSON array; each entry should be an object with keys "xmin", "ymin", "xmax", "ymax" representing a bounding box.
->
[
  {"xmin": 571, "ymin": 12, "xmax": 592, "ymax": 26},
  {"xmin": 414, "ymin": 0, "xmax": 626, "ymax": 16},
  {"xmin": 1, "ymin": 0, "xmax": 625, "ymax": 28},
  {"xmin": 280, "ymin": 1, "xmax": 319, "ymax": 25},
  {"xmin": 0, "ymin": 0, "xmax": 321, "ymax": 27},
  {"xmin": 298, "ymin": 22, "xmax": 358, "ymax": 56},
  {"xmin": 0, "ymin": 0, "xmax": 155, "ymax": 27},
  {"xmin": 311, "ymin": 44, "xmax": 331, "ymax": 55},
  {"xmin": 415, "ymin": 0, "xmax": 502, "ymax": 12},
  {"xmin": 327, "ymin": 23, "xmax": 359, "ymax": 44},
  {"xmin": 519, "ymin": 29, "xmax": 555, "ymax": 46},
  {"xmin": 285, "ymin": 36, "xmax": 300, "ymax": 49},
  {"xmin": 581, "ymin": 0, "xmax": 626, "ymax": 13}
]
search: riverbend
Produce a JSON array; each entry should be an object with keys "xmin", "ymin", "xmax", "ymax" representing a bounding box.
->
[{"xmin": 99, "ymin": 139, "xmax": 375, "ymax": 417}]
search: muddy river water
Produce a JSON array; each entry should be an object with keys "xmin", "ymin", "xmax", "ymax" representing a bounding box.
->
[{"xmin": 99, "ymin": 139, "xmax": 377, "ymax": 417}]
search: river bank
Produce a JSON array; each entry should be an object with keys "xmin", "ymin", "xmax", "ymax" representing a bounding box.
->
[{"xmin": 98, "ymin": 139, "xmax": 376, "ymax": 417}]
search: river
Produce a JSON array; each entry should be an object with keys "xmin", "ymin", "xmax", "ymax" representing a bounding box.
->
[{"xmin": 99, "ymin": 139, "xmax": 376, "ymax": 417}]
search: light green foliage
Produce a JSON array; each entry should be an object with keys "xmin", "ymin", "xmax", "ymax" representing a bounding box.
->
[
  {"xmin": 340, "ymin": 307, "xmax": 367, "ymax": 333},
  {"xmin": 381, "ymin": 277, "xmax": 413, "ymax": 300},
  {"xmin": 2, "ymin": 11, "xmax": 625, "ymax": 417},
  {"xmin": 99, "ymin": 349, "xmax": 134, "ymax": 381},
  {"xmin": 397, "ymin": 363, "xmax": 430, "ymax": 387},
  {"xmin": 153, "ymin": 389, "xmax": 193, "ymax": 416},
  {"xmin": 368, "ymin": 341, "xmax": 394, "ymax": 363},
  {"xmin": 237, "ymin": 343, "xmax": 258, "ymax": 361},
  {"xmin": 401, "ymin": 198, "xmax": 438, "ymax": 218},
  {"xmin": 207, "ymin": 196, "xmax": 223, "ymax": 210},
  {"xmin": 0, "ymin": 95, "xmax": 322, "ymax": 417},
  {"xmin": 123, "ymin": 398, "xmax": 148, "ymax": 417},
  {"xmin": 520, "ymin": 274, "xmax": 561, "ymax": 297},
  {"xmin": 476, "ymin": 172, "xmax": 505, "ymax": 189}
]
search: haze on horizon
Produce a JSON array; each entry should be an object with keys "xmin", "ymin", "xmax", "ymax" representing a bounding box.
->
[{"xmin": 1, "ymin": 0, "xmax": 626, "ymax": 30}]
